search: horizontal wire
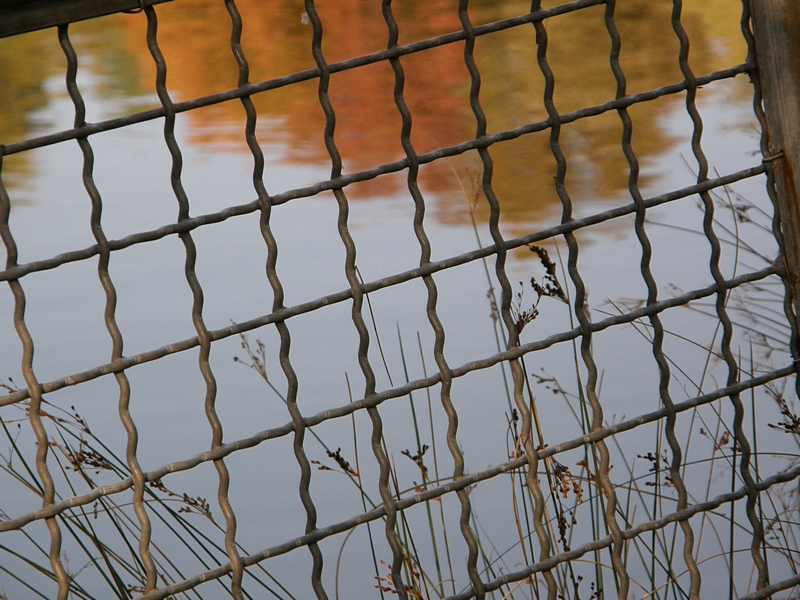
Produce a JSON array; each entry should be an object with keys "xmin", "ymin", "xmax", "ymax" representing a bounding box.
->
[
  {"xmin": 1, "ymin": 0, "xmax": 606, "ymax": 157},
  {"xmin": 0, "ymin": 1, "xmax": 789, "ymax": 597},
  {"xmin": 447, "ymin": 458, "xmax": 800, "ymax": 599},
  {"xmin": 0, "ymin": 208, "xmax": 774, "ymax": 409},
  {"xmin": 0, "ymin": 274, "xmax": 789, "ymax": 534},
  {"xmin": 736, "ymin": 574, "xmax": 800, "ymax": 600},
  {"xmin": 0, "ymin": 64, "xmax": 752, "ymax": 286},
  {"xmin": 88, "ymin": 392, "xmax": 800, "ymax": 600}
]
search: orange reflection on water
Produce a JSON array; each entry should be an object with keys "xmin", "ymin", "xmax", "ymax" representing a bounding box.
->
[
  {"xmin": 1, "ymin": 0, "xmax": 751, "ymax": 228},
  {"xmin": 118, "ymin": 0, "xmax": 473, "ymax": 201}
]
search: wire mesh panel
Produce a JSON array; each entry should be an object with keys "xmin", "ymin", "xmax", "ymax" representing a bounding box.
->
[{"xmin": 0, "ymin": 0, "xmax": 798, "ymax": 598}]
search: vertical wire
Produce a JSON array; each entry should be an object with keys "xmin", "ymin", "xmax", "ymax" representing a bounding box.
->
[
  {"xmin": 143, "ymin": 7, "xmax": 245, "ymax": 597},
  {"xmin": 670, "ymin": 1, "xmax": 769, "ymax": 591},
  {"xmin": 257, "ymin": 0, "xmax": 330, "ymax": 594},
  {"xmin": 223, "ymin": 0, "xmax": 311, "ymax": 590},
  {"xmin": 458, "ymin": 2, "xmax": 555, "ymax": 598},
  {"xmin": 380, "ymin": 1, "xmax": 469, "ymax": 597},
  {"xmin": 4, "ymin": 217, "xmax": 71, "ymax": 600},
  {"xmin": 602, "ymin": 4, "xmax": 702, "ymax": 597},
  {"xmin": 57, "ymin": 23, "xmax": 159, "ymax": 593},
  {"xmin": 0, "ymin": 42, "xmax": 69, "ymax": 600},
  {"xmin": 528, "ymin": 1, "xmax": 630, "ymax": 597},
  {"xmin": 1, "ymin": 181, "xmax": 72, "ymax": 598},
  {"xmin": 453, "ymin": 11, "xmax": 493, "ymax": 598},
  {"xmin": 303, "ymin": 1, "xmax": 403, "ymax": 597}
]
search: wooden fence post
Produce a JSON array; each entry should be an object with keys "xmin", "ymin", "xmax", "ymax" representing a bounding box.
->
[
  {"xmin": 0, "ymin": 0, "xmax": 172, "ymax": 39},
  {"xmin": 749, "ymin": 1, "xmax": 800, "ymax": 313}
]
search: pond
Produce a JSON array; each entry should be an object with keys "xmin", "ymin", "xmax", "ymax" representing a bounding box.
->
[{"xmin": 0, "ymin": 1, "xmax": 795, "ymax": 599}]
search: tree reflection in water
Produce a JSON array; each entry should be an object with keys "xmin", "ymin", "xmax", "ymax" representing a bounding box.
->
[{"xmin": 0, "ymin": 0, "xmax": 750, "ymax": 230}]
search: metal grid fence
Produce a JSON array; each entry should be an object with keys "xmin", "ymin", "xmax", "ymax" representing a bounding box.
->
[{"xmin": 0, "ymin": 0, "xmax": 798, "ymax": 598}]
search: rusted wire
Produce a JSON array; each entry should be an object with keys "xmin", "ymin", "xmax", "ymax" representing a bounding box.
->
[
  {"xmin": 0, "ymin": 26, "xmax": 71, "ymax": 600},
  {"xmin": 223, "ymin": 0, "xmax": 288, "ymax": 595},
  {"xmin": 446, "ymin": 460, "xmax": 800, "ymax": 600},
  {"xmin": 380, "ymin": 0, "xmax": 439, "ymax": 596},
  {"xmin": 737, "ymin": 574, "xmax": 800, "ymax": 600}
]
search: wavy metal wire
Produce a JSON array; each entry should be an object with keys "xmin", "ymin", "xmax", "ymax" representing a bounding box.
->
[
  {"xmin": 57, "ymin": 23, "xmax": 159, "ymax": 593},
  {"xmin": 602, "ymin": 3, "xmax": 702, "ymax": 597},
  {"xmin": 380, "ymin": 1, "xmax": 453, "ymax": 597},
  {"xmin": 304, "ymin": 1, "xmax": 376, "ymax": 597},
  {"xmin": 0, "ymin": 264, "xmax": 787, "ymax": 547},
  {"xmin": 0, "ymin": 1, "xmax": 797, "ymax": 599},
  {"xmin": 0, "ymin": 35, "xmax": 70, "ymax": 600},
  {"xmin": 0, "ymin": 65, "xmax": 754, "ymax": 289},
  {"xmin": 0, "ymin": 206, "xmax": 67, "ymax": 600},
  {"xmin": 460, "ymin": 2, "xmax": 558, "ymax": 598},
  {"xmin": 671, "ymin": 0, "xmax": 769, "ymax": 591},
  {"xmin": 144, "ymin": 6, "xmax": 245, "ymax": 597},
  {"xmin": 1, "ymin": 0, "xmax": 607, "ymax": 159},
  {"xmin": 530, "ymin": 0, "xmax": 631, "ymax": 597}
]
